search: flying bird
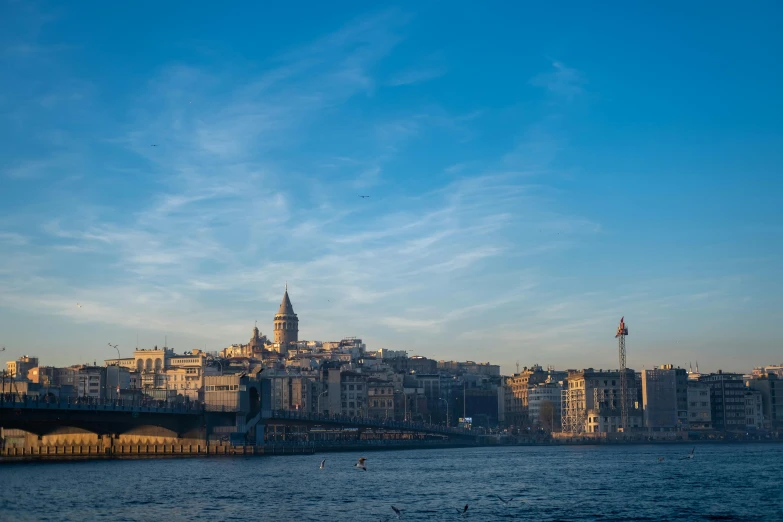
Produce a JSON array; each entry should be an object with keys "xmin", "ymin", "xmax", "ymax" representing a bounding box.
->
[
  {"xmin": 354, "ymin": 457, "xmax": 367, "ymax": 471},
  {"xmin": 359, "ymin": 195, "xmax": 370, "ymax": 198},
  {"xmin": 151, "ymin": 144, "xmax": 158, "ymax": 147},
  {"xmin": 76, "ymin": 303, "xmax": 82, "ymax": 308},
  {"xmin": 391, "ymin": 506, "xmax": 402, "ymax": 518},
  {"xmin": 680, "ymin": 447, "xmax": 695, "ymax": 460},
  {"xmin": 456, "ymin": 504, "xmax": 469, "ymax": 516},
  {"xmin": 657, "ymin": 457, "xmax": 665, "ymax": 463},
  {"xmin": 495, "ymin": 495, "xmax": 520, "ymax": 505},
  {"xmin": 319, "ymin": 458, "xmax": 326, "ymax": 469}
]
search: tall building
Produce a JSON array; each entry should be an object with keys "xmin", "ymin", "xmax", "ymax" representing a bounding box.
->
[
  {"xmin": 273, "ymin": 284, "xmax": 299, "ymax": 354},
  {"xmin": 698, "ymin": 371, "xmax": 747, "ymax": 431},
  {"xmin": 642, "ymin": 366, "xmax": 678, "ymax": 429},
  {"xmin": 687, "ymin": 382, "xmax": 712, "ymax": 429},
  {"xmin": 505, "ymin": 365, "xmax": 549, "ymax": 426},
  {"xmin": 746, "ymin": 373, "xmax": 783, "ymax": 429}
]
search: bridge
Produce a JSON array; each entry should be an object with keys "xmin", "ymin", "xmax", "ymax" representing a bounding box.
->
[
  {"xmin": 0, "ymin": 395, "xmax": 475, "ymax": 445},
  {"xmin": 0, "ymin": 395, "xmax": 204, "ymax": 438}
]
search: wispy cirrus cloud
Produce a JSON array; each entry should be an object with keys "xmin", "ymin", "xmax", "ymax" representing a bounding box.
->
[
  {"xmin": 529, "ymin": 60, "xmax": 586, "ymax": 100},
  {"xmin": 1, "ymin": 9, "xmax": 765, "ymax": 374}
]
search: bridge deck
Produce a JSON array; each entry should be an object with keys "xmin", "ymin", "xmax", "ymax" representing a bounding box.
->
[
  {"xmin": 265, "ymin": 409, "xmax": 473, "ymax": 437},
  {"xmin": 0, "ymin": 396, "xmax": 201, "ymax": 416}
]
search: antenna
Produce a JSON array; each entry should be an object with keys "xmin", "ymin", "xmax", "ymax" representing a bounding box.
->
[{"xmin": 516, "ymin": 360, "xmax": 520, "ymax": 373}]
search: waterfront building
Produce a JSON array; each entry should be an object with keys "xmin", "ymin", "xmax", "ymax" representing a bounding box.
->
[
  {"xmin": 528, "ymin": 379, "xmax": 563, "ymax": 430},
  {"xmin": 698, "ymin": 371, "xmax": 747, "ymax": 431},
  {"xmin": 744, "ymin": 390, "xmax": 764, "ymax": 429},
  {"xmin": 745, "ymin": 373, "xmax": 783, "ymax": 429},
  {"xmin": 505, "ymin": 365, "xmax": 549, "ymax": 427},
  {"xmin": 687, "ymin": 382, "xmax": 712, "ymax": 429},
  {"xmin": 562, "ymin": 368, "xmax": 643, "ymax": 434},
  {"xmin": 641, "ymin": 366, "xmax": 678, "ymax": 429}
]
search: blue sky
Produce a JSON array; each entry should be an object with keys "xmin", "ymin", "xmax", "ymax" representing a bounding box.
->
[{"xmin": 1, "ymin": 1, "xmax": 781, "ymax": 374}]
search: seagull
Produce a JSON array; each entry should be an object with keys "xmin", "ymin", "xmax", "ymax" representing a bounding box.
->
[
  {"xmin": 359, "ymin": 195, "xmax": 370, "ymax": 198},
  {"xmin": 680, "ymin": 447, "xmax": 695, "ymax": 460},
  {"xmin": 391, "ymin": 506, "xmax": 402, "ymax": 518},
  {"xmin": 657, "ymin": 457, "xmax": 665, "ymax": 463},
  {"xmin": 151, "ymin": 144, "xmax": 158, "ymax": 147},
  {"xmin": 319, "ymin": 458, "xmax": 326, "ymax": 469},
  {"xmin": 354, "ymin": 457, "xmax": 367, "ymax": 471},
  {"xmin": 495, "ymin": 495, "xmax": 520, "ymax": 505},
  {"xmin": 76, "ymin": 303, "xmax": 82, "ymax": 308},
  {"xmin": 456, "ymin": 504, "xmax": 468, "ymax": 516}
]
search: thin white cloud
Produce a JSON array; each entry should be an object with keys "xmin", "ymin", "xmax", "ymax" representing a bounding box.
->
[
  {"xmin": 529, "ymin": 60, "xmax": 586, "ymax": 100},
  {"xmin": 387, "ymin": 67, "xmax": 447, "ymax": 87}
]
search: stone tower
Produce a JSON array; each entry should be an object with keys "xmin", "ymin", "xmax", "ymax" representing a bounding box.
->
[{"xmin": 273, "ymin": 283, "xmax": 298, "ymax": 352}]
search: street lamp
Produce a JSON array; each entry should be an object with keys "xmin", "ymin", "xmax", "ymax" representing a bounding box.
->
[
  {"xmin": 438, "ymin": 397, "xmax": 450, "ymax": 427},
  {"xmin": 108, "ymin": 343, "xmax": 121, "ymax": 401},
  {"xmin": 317, "ymin": 390, "xmax": 328, "ymax": 415}
]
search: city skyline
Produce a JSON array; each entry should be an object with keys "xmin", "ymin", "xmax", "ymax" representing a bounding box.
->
[{"xmin": 1, "ymin": 3, "xmax": 782, "ymax": 373}]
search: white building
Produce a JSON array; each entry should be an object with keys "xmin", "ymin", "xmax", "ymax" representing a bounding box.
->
[{"xmin": 528, "ymin": 380, "xmax": 563, "ymax": 427}]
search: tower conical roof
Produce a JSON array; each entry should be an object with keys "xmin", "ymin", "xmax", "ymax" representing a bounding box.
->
[{"xmin": 277, "ymin": 285, "xmax": 295, "ymax": 315}]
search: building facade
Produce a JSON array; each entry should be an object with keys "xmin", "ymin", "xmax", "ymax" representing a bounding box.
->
[
  {"xmin": 687, "ymin": 382, "xmax": 712, "ymax": 429},
  {"xmin": 642, "ymin": 366, "xmax": 678, "ymax": 429},
  {"xmin": 698, "ymin": 371, "xmax": 747, "ymax": 431}
]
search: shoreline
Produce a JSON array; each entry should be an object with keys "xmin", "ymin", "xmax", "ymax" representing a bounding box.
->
[{"xmin": 1, "ymin": 438, "xmax": 780, "ymax": 464}]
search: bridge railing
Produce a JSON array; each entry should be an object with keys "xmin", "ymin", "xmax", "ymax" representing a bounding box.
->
[
  {"xmin": 266, "ymin": 409, "xmax": 473, "ymax": 436},
  {"xmin": 0, "ymin": 393, "xmax": 203, "ymax": 414}
]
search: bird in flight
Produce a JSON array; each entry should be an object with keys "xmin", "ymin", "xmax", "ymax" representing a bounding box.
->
[
  {"xmin": 391, "ymin": 506, "xmax": 402, "ymax": 518},
  {"xmin": 456, "ymin": 504, "xmax": 469, "ymax": 516},
  {"xmin": 319, "ymin": 458, "xmax": 326, "ymax": 469},
  {"xmin": 657, "ymin": 457, "xmax": 665, "ymax": 463},
  {"xmin": 354, "ymin": 457, "xmax": 367, "ymax": 471},
  {"xmin": 495, "ymin": 495, "xmax": 522, "ymax": 505},
  {"xmin": 151, "ymin": 144, "xmax": 158, "ymax": 147},
  {"xmin": 680, "ymin": 447, "xmax": 695, "ymax": 460},
  {"xmin": 359, "ymin": 195, "xmax": 370, "ymax": 198},
  {"xmin": 76, "ymin": 303, "xmax": 82, "ymax": 308}
]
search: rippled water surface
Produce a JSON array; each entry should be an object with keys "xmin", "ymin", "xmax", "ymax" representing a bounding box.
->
[{"xmin": 1, "ymin": 444, "xmax": 781, "ymax": 521}]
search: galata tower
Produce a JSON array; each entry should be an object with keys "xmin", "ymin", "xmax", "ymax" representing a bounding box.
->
[{"xmin": 273, "ymin": 283, "xmax": 299, "ymax": 352}]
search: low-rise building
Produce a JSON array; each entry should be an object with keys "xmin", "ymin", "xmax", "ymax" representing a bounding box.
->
[
  {"xmin": 6, "ymin": 355, "xmax": 39, "ymax": 380},
  {"xmin": 744, "ymin": 390, "xmax": 764, "ymax": 430},
  {"xmin": 528, "ymin": 380, "xmax": 563, "ymax": 430},
  {"xmin": 367, "ymin": 379, "xmax": 395, "ymax": 419}
]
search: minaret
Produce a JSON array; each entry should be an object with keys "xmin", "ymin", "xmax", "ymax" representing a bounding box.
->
[{"xmin": 273, "ymin": 283, "xmax": 298, "ymax": 354}]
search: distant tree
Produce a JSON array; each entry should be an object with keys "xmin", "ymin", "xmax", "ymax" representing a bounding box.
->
[{"xmin": 539, "ymin": 400, "xmax": 555, "ymax": 431}]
